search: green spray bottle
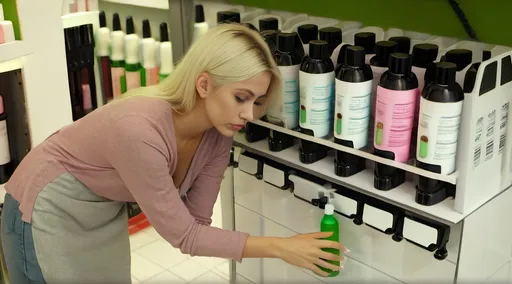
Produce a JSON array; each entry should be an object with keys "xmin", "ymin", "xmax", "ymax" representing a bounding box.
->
[{"xmin": 319, "ymin": 203, "xmax": 340, "ymax": 277}]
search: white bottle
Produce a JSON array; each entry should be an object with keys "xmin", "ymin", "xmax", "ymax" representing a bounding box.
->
[
  {"xmin": 193, "ymin": 5, "xmax": 209, "ymax": 43},
  {"xmin": 141, "ymin": 20, "xmax": 158, "ymax": 86},
  {"xmin": 159, "ymin": 22, "xmax": 174, "ymax": 81},
  {"xmin": 124, "ymin": 16, "xmax": 141, "ymax": 91},
  {"xmin": 110, "ymin": 13, "xmax": 125, "ymax": 99}
]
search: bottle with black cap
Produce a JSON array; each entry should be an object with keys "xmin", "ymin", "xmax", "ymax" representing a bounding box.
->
[
  {"xmin": 333, "ymin": 46, "xmax": 373, "ymax": 177},
  {"xmin": 416, "ymin": 62, "xmax": 463, "ymax": 205},
  {"xmin": 110, "ymin": 13, "xmax": 125, "ymax": 99},
  {"xmin": 79, "ymin": 24, "xmax": 98, "ymax": 114},
  {"xmin": 335, "ymin": 44, "xmax": 353, "ymax": 69},
  {"xmin": 354, "ymin": 32, "xmax": 376, "ymax": 64},
  {"xmin": 261, "ymin": 30, "xmax": 279, "ymax": 54},
  {"xmin": 141, "ymin": 19, "xmax": 157, "ymax": 87},
  {"xmin": 319, "ymin": 27, "xmax": 342, "ymax": 65},
  {"xmin": 482, "ymin": 50, "xmax": 492, "ymax": 61},
  {"xmin": 193, "ymin": 4, "xmax": 209, "ymax": 43},
  {"xmin": 96, "ymin": 11, "xmax": 113, "ymax": 103},
  {"xmin": 388, "ymin": 36, "xmax": 411, "ymax": 54},
  {"xmin": 298, "ymin": 40, "xmax": 335, "ymax": 163},
  {"xmin": 266, "ymin": 32, "xmax": 303, "ymax": 152},
  {"xmin": 159, "ymin": 22, "xmax": 174, "ymax": 81},
  {"xmin": 410, "ymin": 43, "xmax": 440, "ymax": 158},
  {"xmin": 297, "ymin": 24, "xmax": 318, "ymax": 56},
  {"xmin": 217, "ymin": 11, "xmax": 241, "ymax": 24},
  {"xmin": 259, "ymin": 17, "xmax": 278, "ymax": 32},
  {"xmin": 443, "ymin": 49, "xmax": 473, "ymax": 86},
  {"xmin": 64, "ymin": 26, "xmax": 82, "ymax": 120},
  {"xmin": 123, "ymin": 16, "xmax": 142, "ymax": 93},
  {"xmin": 373, "ymin": 53, "xmax": 420, "ymax": 190}
]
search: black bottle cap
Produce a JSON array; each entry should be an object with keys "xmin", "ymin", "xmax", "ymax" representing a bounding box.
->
[
  {"xmin": 309, "ymin": 40, "xmax": 329, "ymax": 60},
  {"xmin": 99, "ymin": 11, "xmax": 107, "ymax": 28},
  {"xmin": 319, "ymin": 27, "xmax": 342, "ymax": 54},
  {"xmin": 297, "ymin": 24, "xmax": 318, "ymax": 44},
  {"xmin": 195, "ymin": 4, "xmax": 205, "ymax": 23},
  {"xmin": 278, "ymin": 32, "xmax": 296, "ymax": 53},
  {"xmin": 337, "ymin": 44, "xmax": 352, "ymax": 66},
  {"xmin": 389, "ymin": 53, "xmax": 412, "ymax": 75},
  {"xmin": 112, "ymin": 13, "xmax": 121, "ymax": 31},
  {"xmin": 374, "ymin": 41, "xmax": 398, "ymax": 65},
  {"xmin": 483, "ymin": 50, "xmax": 492, "ymax": 61},
  {"xmin": 64, "ymin": 27, "xmax": 75, "ymax": 52},
  {"xmin": 126, "ymin": 16, "xmax": 135, "ymax": 34},
  {"xmin": 217, "ymin": 11, "xmax": 241, "ymax": 23},
  {"xmin": 160, "ymin": 22, "xmax": 169, "ymax": 42},
  {"xmin": 261, "ymin": 30, "xmax": 278, "ymax": 43},
  {"xmin": 354, "ymin": 32, "xmax": 376, "ymax": 54},
  {"xmin": 259, "ymin": 17, "xmax": 278, "ymax": 32},
  {"xmin": 435, "ymin": 62, "xmax": 457, "ymax": 86},
  {"xmin": 345, "ymin": 46, "xmax": 366, "ymax": 68},
  {"xmin": 142, "ymin": 19, "xmax": 151, "ymax": 38},
  {"xmin": 388, "ymin": 36, "xmax": 411, "ymax": 54},
  {"xmin": 79, "ymin": 24, "xmax": 94, "ymax": 47},
  {"xmin": 444, "ymin": 49, "xmax": 472, "ymax": 71},
  {"xmin": 412, "ymin": 43, "xmax": 439, "ymax": 68}
]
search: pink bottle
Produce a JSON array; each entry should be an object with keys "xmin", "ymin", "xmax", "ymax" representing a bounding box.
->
[{"xmin": 373, "ymin": 53, "xmax": 419, "ymax": 190}]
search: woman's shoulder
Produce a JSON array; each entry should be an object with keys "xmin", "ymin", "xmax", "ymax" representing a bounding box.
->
[{"xmin": 106, "ymin": 96, "xmax": 173, "ymax": 124}]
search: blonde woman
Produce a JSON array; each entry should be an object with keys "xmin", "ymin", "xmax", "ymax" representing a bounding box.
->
[{"xmin": 1, "ymin": 24, "xmax": 344, "ymax": 283}]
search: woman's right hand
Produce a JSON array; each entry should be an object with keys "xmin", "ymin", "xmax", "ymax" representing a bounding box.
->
[{"xmin": 273, "ymin": 232, "xmax": 345, "ymax": 277}]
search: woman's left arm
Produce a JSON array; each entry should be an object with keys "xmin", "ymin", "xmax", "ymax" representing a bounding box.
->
[{"xmin": 184, "ymin": 137, "xmax": 232, "ymax": 225}]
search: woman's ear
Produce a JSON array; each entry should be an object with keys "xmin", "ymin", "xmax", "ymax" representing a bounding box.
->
[{"xmin": 196, "ymin": 72, "xmax": 211, "ymax": 99}]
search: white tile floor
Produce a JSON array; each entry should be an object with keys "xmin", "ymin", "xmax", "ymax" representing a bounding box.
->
[{"xmin": 129, "ymin": 197, "xmax": 250, "ymax": 283}]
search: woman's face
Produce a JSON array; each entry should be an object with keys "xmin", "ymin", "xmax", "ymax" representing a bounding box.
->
[{"xmin": 200, "ymin": 71, "xmax": 272, "ymax": 137}]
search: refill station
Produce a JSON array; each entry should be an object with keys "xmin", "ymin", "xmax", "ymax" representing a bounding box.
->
[{"xmin": 0, "ymin": 0, "xmax": 512, "ymax": 283}]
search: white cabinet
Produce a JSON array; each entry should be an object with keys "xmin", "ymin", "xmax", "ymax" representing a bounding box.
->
[{"xmin": 234, "ymin": 204, "xmax": 263, "ymax": 284}]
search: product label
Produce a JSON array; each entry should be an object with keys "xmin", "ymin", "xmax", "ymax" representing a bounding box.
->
[
  {"xmin": 473, "ymin": 116, "xmax": 484, "ymax": 168},
  {"xmin": 267, "ymin": 65, "xmax": 300, "ymax": 129},
  {"xmin": 486, "ymin": 109, "xmax": 496, "ymax": 161},
  {"xmin": 416, "ymin": 97, "xmax": 463, "ymax": 174},
  {"xmin": 146, "ymin": 67, "xmax": 160, "ymax": 86},
  {"xmin": 299, "ymin": 71, "xmax": 335, "ymax": 138},
  {"xmin": 0, "ymin": 120, "xmax": 10, "ymax": 165},
  {"xmin": 81, "ymin": 84, "xmax": 92, "ymax": 111},
  {"xmin": 373, "ymin": 86, "xmax": 419, "ymax": 162},
  {"xmin": 499, "ymin": 102, "xmax": 509, "ymax": 155},
  {"xmin": 369, "ymin": 66, "xmax": 387, "ymax": 146},
  {"xmin": 111, "ymin": 67, "xmax": 125, "ymax": 98},
  {"xmin": 125, "ymin": 70, "xmax": 141, "ymax": 91},
  {"xmin": 334, "ymin": 78, "xmax": 372, "ymax": 149}
]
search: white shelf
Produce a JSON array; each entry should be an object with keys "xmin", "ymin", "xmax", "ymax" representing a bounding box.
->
[
  {"xmin": 251, "ymin": 119, "xmax": 457, "ymax": 185},
  {"xmin": 234, "ymin": 132, "xmax": 467, "ymax": 225},
  {"xmin": 0, "ymin": 41, "xmax": 32, "ymax": 74},
  {"xmin": 100, "ymin": 0, "xmax": 168, "ymax": 9},
  {"xmin": 62, "ymin": 11, "xmax": 100, "ymax": 29}
]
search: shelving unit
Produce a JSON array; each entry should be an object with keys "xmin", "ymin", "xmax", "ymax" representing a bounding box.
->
[
  {"xmin": 100, "ymin": 0, "xmax": 169, "ymax": 10},
  {"xmin": 0, "ymin": 41, "xmax": 31, "ymax": 74}
]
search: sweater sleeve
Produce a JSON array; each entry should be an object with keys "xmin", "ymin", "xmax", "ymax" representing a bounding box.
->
[
  {"xmin": 184, "ymin": 137, "xmax": 232, "ymax": 226},
  {"xmin": 105, "ymin": 115, "xmax": 249, "ymax": 261}
]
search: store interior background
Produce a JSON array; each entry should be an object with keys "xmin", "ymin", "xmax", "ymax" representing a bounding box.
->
[{"xmin": 1, "ymin": 0, "xmax": 512, "ymax": 283}]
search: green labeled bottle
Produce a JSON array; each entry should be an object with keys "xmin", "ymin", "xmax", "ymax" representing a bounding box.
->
[{"xmin": 320, "ymin": 203, "xmax": 340, "ymax": 277}]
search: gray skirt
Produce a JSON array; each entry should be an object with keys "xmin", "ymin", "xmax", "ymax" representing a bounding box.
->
[{"xmin": 31, "ymin": 172, "xmax": 131, "ymax": 283}]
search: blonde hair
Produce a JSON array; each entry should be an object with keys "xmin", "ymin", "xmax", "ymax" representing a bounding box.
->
[{"xmin": 121, "ymin": 23, "xmax": 282, "ymax": 114}]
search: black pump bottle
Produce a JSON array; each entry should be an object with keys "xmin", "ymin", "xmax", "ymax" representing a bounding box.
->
[
  {"xmin": 373, "ymin": 53, "xmax": 419, "ymax": 190},
  {"xmin": 298, "ymin": 40, "xmax": 335, "ymax": 164},
  {"xmin": 267, "ymin": 32, "xmax": 303, "ymax": 152},
  {"xmin": 334, "ymin": 46, "xmax": 373, "ymax": 176},
  {"xmin": 416, "ymin": 62, "xmax": 463, "ymax": 206}
]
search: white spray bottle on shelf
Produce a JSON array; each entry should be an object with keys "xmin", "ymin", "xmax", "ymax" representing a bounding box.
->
[
  {"xmin": 123, "ymin": 16, "xmax": 142, "ymax": 92},
  {"xmin": 158, "ymin": 22, "xmax": 174, "ymax": 81},
  {"xmin": 141, "ymin": 19, "xmax": 158, "ymax": 86},
  {"xmin": 193, "ymin": 4, "xmax": 209, "ymax": 43}
]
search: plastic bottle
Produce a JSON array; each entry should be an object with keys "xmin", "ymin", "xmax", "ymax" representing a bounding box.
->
[
  {"xmin": 354, "ymin": 32, "xmax": 376, "ymax": 64},
  {"xmin": 319, "ymin": 203, "xmax": 340, "ymax": 277},
  {"xmin": 374, "ymin": 53, "xmax": 419, "ymax": 190},
  {"xmin": 416, "ymin": 62, "xmax": 463, "ymax": 206},
  {"xmin": 217, "ymin": 11, "xmax": 241, "ymax": 24},
  {"xmin": 193, "ymin": 4, "xmax": 209, "ymax": 43},
  {"xmin": 388, "ymin": 36, "xmax": 411, "ymax": 54},
  {"xmin": 158, "ymin": 22, "xmax": 174, "ymax": 81},
  {"xmin": 319, "ymin": 27, "xmax": 342, "ymax": 64},
  {"xmin": 261, "ymin": 30, "xmax": 279, "ymax": 54},
  {"xmin": 96, "ymin": 11, "xmax": 113, "ymax": 103},
  {"xmin": 297, "ymin": 24, "xmax": 318, "ymax": 56},
  {"xmin": 334, "ymin": 46, "xmax": 373, "ymax": 177},
  {"xmin": 442, "ymin": 49, "xmax": 473, "ymax": 86},
  {"xmin": 267, "ymin": 32, "xmax": 302, "ymax": 152},
  {"xmin": 123, "ymin": 16, "xmax": 142, "ymax": 92},
  {"xmin": 259, "ymin": 17, "xmax": 279, "ymax": 32},
  {"xmin": 110, "ymin": 13, "xmax": 125, "ymax": 99},
  {"xmin": 299, "ymin": 40, "xmax": 335, "ymax": 164},
  {"xmin": 141, "ymin": 19, "xmax": 158, "ymax": 86}
]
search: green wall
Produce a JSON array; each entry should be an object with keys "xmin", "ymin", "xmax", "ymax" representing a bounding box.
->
[{"xmin": 231, "ymin": 0, "xmax": 512, "ymax": 47}]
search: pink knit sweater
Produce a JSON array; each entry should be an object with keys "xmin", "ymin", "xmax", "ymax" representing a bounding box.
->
[{"xmin": 5, "ymin": 96, "xmax": 249, "ymax": 261}]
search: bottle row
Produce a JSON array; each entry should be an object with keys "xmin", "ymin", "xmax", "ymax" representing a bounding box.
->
[
  {"xmin": 233, "ymin": 148, "xmax": 454, "ymax": 261},
  {"xmin": 94, "ymin": 12, "xmax": 174, "ymax": 102},
  {"xmin": 210, "ymin": 11, "xmax": 505, "ymax": 207}
]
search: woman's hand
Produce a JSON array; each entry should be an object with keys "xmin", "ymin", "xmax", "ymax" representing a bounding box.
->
[{"xmin": 273, "ymin": 232, "xmax": 346, "ymax": 277}]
